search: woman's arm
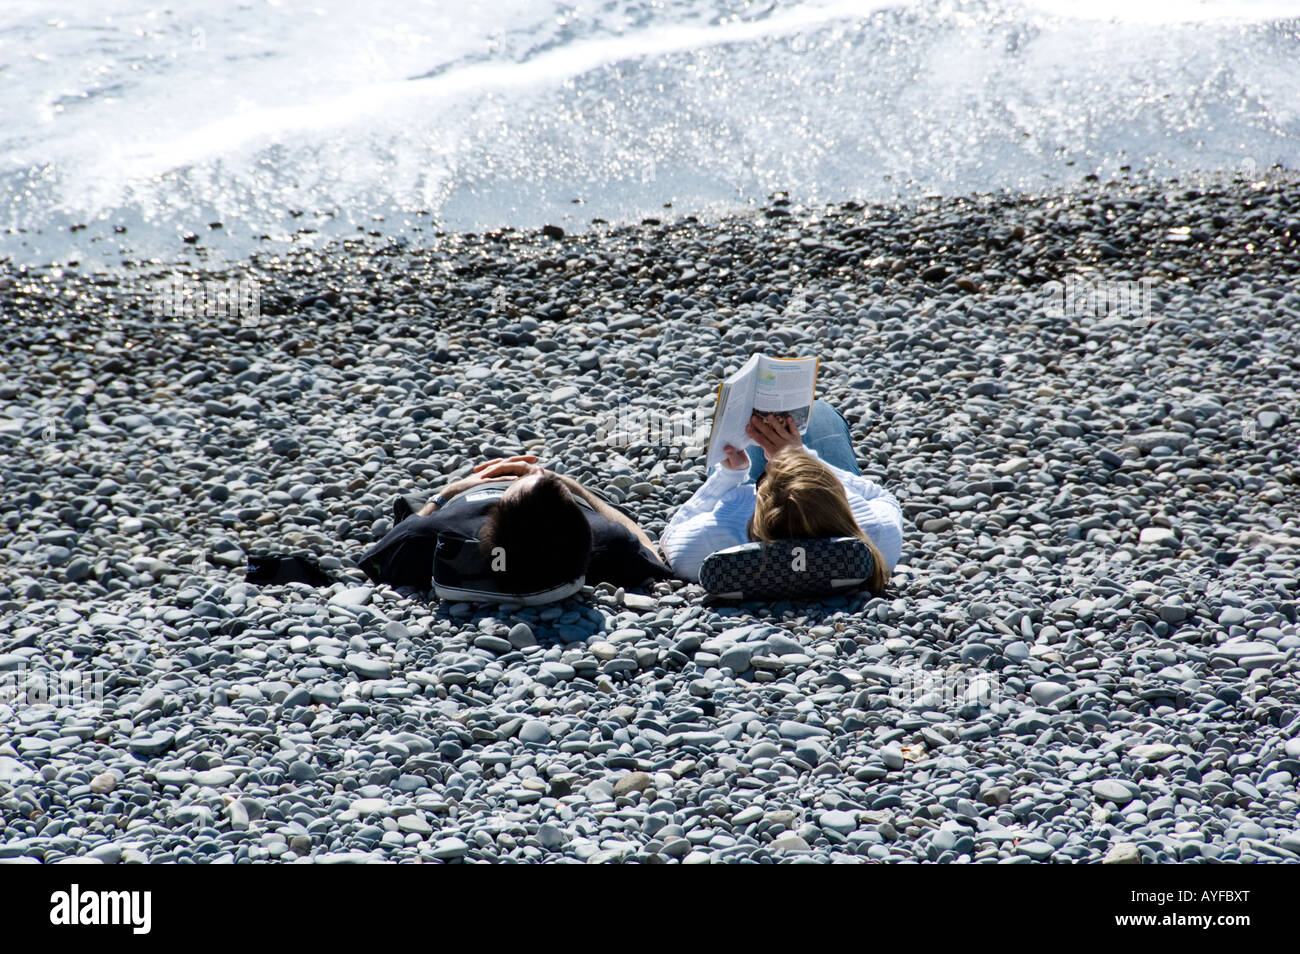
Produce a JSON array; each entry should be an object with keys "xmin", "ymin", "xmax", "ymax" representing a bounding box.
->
[{"xmin": 660, "ymin": 462, "xmax": 753, "ymax": 580}]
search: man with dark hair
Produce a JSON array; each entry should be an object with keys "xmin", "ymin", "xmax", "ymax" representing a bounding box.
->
[
  {"xmin": 359, "ymin": 455, "xmax": 671, "ymax": 592},
  {"xmin": 476, "ymin": 470, "xmax": 593, "ymax": 592}
]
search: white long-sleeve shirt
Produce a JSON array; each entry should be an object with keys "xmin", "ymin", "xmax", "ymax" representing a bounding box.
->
[{"xmin": 660, "ymin": 448, "xmax": 904, "ymax": 581}]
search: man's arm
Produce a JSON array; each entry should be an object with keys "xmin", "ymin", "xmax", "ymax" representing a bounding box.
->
[
  {"xmin": 416, "ymin": 455, "xmax": 542, "ymax": 516},
  {"xmin": 553, "ymin": 474, "xmax": 658, "ymax": 554},
  {"xmin": 414, "ymin": 454, "xmax": 660, "ymax": 554},
  {"xmin": 416, "ymin": 492, "xmax": 449, "ymax": 517},
  {"xmin": 416, "ymin": 480, "xmax": 468, "ymax": 516}
]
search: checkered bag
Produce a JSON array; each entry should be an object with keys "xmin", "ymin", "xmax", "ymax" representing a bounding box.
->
[{"xmin": 698, "ymin": 537, "xmax": 875, "ymax": 601}]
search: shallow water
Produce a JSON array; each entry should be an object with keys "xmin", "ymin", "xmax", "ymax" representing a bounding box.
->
[{"xmin": 3, "ymin": 0, "xmax": 1299, "ymax": 266}]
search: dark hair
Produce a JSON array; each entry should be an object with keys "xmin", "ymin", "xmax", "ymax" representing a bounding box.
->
[{"xmin": 477, "ymin": 472, "xmax": 593, "ymax": 591}]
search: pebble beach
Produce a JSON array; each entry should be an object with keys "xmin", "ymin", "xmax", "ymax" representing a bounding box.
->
[{"xmin": 2, "ymin": 172, "xmax": 1299, "ymax": 865}]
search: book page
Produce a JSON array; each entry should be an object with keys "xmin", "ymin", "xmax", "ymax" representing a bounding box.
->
[
  {"xmin": 751, "ymin": 355, "xmax": 819, "ymax": 432},
  {"xmin": 705, "ymin": 355, "xmax": 760, "ymax": 468}
]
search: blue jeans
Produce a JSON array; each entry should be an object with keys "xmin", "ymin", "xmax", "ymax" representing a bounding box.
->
[{"xmin": 746, "ymin": 400, "xmax": 861, "ymax": 481}]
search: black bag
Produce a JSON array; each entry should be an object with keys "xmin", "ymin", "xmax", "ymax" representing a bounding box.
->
[
  {"xmin": 431, "ymin": 530, "xmax": 584, "ymax": 606},
  {"xmin": 245, "ymin": 553, "xmax": 332, "ymax": 586}
]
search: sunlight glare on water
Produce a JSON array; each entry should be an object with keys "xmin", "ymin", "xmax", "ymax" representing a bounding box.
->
[{"xmin": 2, "ymin": 0, "xmax": 1298, "ymax": 264}]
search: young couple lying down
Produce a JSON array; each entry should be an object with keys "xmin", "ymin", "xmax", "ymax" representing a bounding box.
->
[{"xmin": 360, "ymin": 400, "xmax": 904, "ymax": 597}]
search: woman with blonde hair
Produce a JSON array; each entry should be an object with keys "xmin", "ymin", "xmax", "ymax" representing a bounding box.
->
[{"xmin": 661, "ymin": 401, "xmax": 902, "ymax": 594}]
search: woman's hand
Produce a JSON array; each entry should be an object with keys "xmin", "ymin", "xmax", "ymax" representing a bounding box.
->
[
  {"xmin": 720, "ymin": 444, "xmax": 750, "ymax": 471},
  {"xmin": 746, "ymin": 412, "xmax": 803, "ymax": 457}
]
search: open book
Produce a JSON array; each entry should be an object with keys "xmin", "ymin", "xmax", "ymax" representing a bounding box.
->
[{"xmin": 705, "ymin": 354, "xmax": 819, "ymax": 469}]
